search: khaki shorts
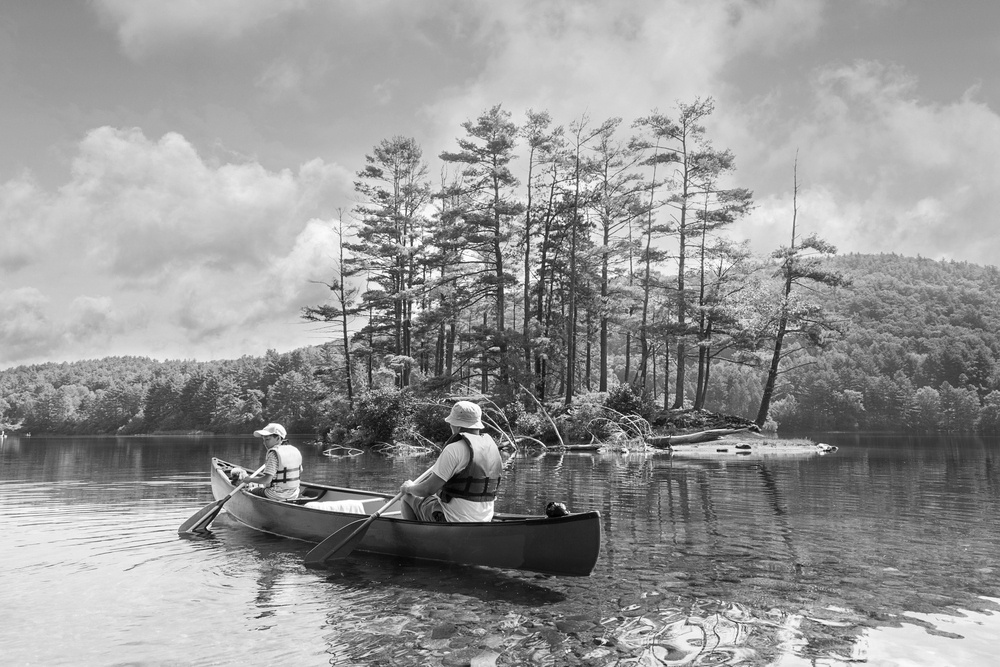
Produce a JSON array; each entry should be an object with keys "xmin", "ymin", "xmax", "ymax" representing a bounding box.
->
[{"xmin": 411, "ymin": 494, "xmax": 447, "ymax": 522}]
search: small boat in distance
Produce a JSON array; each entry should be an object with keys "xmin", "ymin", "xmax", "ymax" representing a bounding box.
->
[{"xmin": 202, "ymin": 458, "xmax": 602, "ymax": 577}]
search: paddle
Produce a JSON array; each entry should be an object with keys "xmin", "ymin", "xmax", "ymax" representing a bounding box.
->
[
  {"xmin": 303, "ymin": 469, "xmax": 433, "ymax": 568},
  {"xmin": 178, "ymin": 464, "xmax": 266, "ymax": 535}
]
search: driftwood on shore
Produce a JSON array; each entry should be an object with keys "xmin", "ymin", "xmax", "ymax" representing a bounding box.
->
[{"xmin": 646, "ymin": 428, "xmax": 751, "ymax": 448}]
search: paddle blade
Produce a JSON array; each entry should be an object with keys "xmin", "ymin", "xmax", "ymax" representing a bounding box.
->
[
  {"xmin": 178, "ymin": 498, "xmax": 227, "ymax": 535},
  {"xmin": 303, "ymin": 518, "xmax": 371, "ymax": 568}
]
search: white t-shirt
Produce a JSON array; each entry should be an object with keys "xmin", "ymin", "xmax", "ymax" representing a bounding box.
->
[{"xmin": 429, "ymin": 439, "xmax": 495, "ymax": 522}]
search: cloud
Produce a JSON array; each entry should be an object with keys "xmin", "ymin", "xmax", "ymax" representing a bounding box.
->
[
  {"xmin": 254, "ymin": 52, "xmax": 332, "ymax": 109},
  {"xmin": 66, "ymin": 296, "xmax": 127, "ymax": 346},
  {"xmin": 0, "ymin": 175, "xmax": 53, "ymax": 273},
  {"xmin": 724, "ymin": 0, "xmax": 825, "ymax": 57},
  {"xmin": 0, "ymin": 127, "xmax": 352, "ymax": 367},
  {"xmin": 256, "ymin": 57, "xmax": 306, "ymax": 99},
  {"xmin": 166, "ymin": 218, "xmax": 340, "ymax": 339},
  {"xmin": 0, "ymin": 290, "xmax": 128, "ymax": 365},
  {"xmin": 45, "ymin": 127, "xmax": 348, "ymax": 281},
  {"xmin": 373, "ymin": 79, "xmax": 399, "ymax": 106},
  {"xmin": 419, "ymin": 0, "xmax": 825, "ymax": 143},
  {"xmin": 0, "ymin": 288, "xmax": 61, "ymax": 363},
  {"xmin": 93, "ymin": 0, "xmax": 311, "ymax": 58},
  {"xmin": 736, "ymin": 60, "xmax": 1000, "ymax": 263}
]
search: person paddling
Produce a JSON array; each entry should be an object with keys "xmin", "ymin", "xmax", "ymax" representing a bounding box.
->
[{"xmin": 399, "ymin": 401, "xmax": 503, "ymax": 522}]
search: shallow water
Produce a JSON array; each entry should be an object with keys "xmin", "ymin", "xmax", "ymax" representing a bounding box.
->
[{"xmin": 2, "ymin": 432, "xmax": 1000, "ymax": 666}]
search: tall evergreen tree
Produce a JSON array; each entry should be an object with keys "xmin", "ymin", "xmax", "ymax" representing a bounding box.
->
[
  {"xmin": 347, "ymin": 136, "xmax": 431, "ymax": 388},
  {"xmin": 688, "ymin": 152, "xmax": 753, "ymax": 408},
  {"xmin": 519, "ymin": 110, "xmax": 563, "ymax": 393},
  {"xmin": 439, "ymin": 104, "xmax": 524, "ymax": 392},
  {"xmin": 629, "ymin": 113, "xmax": 672, "ymax": 390},
  {"xmin": 589, "ymin": 118, "xmax": 645, "ymax": 392}
]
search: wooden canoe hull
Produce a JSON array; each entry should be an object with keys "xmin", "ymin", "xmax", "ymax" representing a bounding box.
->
[{"xmin": 209, "ymin": 458, "xmax": 602, "ymax": 576}]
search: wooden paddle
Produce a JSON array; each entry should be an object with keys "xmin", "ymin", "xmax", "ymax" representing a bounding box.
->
[
  {"xmin": 303, "ymin": 469, "xmax": 434, "ymax": 568},
  {"xmin": 178, "ymin": 464, "xmax": 266, "ymax": 535}
]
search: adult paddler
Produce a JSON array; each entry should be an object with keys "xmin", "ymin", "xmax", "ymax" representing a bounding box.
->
[{"xmin": 399, "ymin": 401, "xmax": 503, "ymax": 522}]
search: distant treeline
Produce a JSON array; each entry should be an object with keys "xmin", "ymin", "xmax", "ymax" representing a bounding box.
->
[{"xmin": 3, "ymin": 253, "xmax": 1000, "ymax": 437}]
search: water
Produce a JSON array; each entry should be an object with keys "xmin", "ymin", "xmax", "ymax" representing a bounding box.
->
[{"xmin": 2, "ymin": 432, "xmax": 1000, "ymax": 666}]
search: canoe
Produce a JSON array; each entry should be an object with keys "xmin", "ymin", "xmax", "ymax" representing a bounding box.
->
[{"xmin": 208, "ymin": 458, "xmax": 602, "ymax": 577}]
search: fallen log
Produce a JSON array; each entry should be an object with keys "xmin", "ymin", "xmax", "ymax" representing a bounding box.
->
[{"xmin": 646, "ymin": 427, "xmax": 750, "ymax": 448}]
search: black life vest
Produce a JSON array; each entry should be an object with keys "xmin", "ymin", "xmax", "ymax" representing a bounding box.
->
[{"xmin": 441, "ymin": 432, "xmax": 503, "ymax": 502}]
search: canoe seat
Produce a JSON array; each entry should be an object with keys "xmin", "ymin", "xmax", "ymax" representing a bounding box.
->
[{"xmin": 297, "ymin": 488, "xmax": 324, "ymax": 501}]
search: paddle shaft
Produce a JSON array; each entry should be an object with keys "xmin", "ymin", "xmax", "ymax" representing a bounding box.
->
[
  {"xmin": 178, "ymin": 463, "xmax": 266, "ymax": 534},
  {"xmin": 304, "ymin": 468, "xmax": 434, "ymax": 566}
]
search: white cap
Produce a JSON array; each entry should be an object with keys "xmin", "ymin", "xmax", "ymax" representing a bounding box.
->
[
  {"xmin": 253, "ymin": 423, "xmax": 287, "ymax": 439},
  {"xmin": 445, "ymin": 401, "xmax": 484, "ymax": 430}
]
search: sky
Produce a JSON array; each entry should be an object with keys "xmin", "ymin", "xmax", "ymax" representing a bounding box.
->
[{"xmin": 2, "ymin": 0, "xmax": 999, "ymax": 370}]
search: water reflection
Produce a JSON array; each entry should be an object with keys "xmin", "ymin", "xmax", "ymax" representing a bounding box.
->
[{"xmin": 5, "ymin": 434, "xmax": 1000, "ymax": 665}]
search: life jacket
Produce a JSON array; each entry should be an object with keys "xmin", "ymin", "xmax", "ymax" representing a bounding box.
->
[
  {"xmin": 269, "ymin": 443, "xmax": 302, "ymax": 491},
  {"xmin": 441, "ymin": 433, "xmax": 503, "ymax": 502}
]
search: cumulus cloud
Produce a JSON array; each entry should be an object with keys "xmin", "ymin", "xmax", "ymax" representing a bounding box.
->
[
  {"xmin": 0, "ymin": 127, "xmax": 351, "ymax": 367},
  {"xmin": 42, "ymin": 127, "xmax": 346, "ymax": 282}
]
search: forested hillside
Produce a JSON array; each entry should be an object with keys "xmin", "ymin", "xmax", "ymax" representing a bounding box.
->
[
  {"xmin": 1, "ymin": 253, "xmax": 999, "ymax": 437},
  {"xmin": 759, "ymin": 253, "xmax": 1000, "ymax": 432}
]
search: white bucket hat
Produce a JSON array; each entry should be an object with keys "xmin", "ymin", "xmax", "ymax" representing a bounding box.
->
[
  {"xmin": 253, "ymin": 423, "xmax": 287, "ymax": 439},
  {"xmin": 445, "ymin": 401, "xmax": 484, "ymax": 430}
]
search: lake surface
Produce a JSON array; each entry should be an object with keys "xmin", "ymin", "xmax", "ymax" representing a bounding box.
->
[{"xmin": 2, "ymin": 432, "xmax": 1000, "ymax": 666}]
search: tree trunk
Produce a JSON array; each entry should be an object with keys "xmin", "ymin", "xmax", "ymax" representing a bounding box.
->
[
  {"xmin": 482, "ymin": 309, "xmax": 490, "ymax": 395},
  {"xmin": 756, "ymin": 314, "xmax": 788, "ymax": 427},
  {"xmin": 672, "ymin": 150, "xmax": 689, "ymax": 409},
  {"xmin": 445, "ymin": 321, "xmax": 455, "ymax": 379}
]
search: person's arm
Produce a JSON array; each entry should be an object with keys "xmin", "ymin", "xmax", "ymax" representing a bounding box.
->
[
  {"xmin": 401, "ymin": 472, "xmax": 446, "ymax": 498},
  {"xmin": 245, "ymin": 472, "xmax": 275, "ymax": 486},
  {"xmin": 245, "ymin": 450, "xmax": 277, "ymax": 486}
]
